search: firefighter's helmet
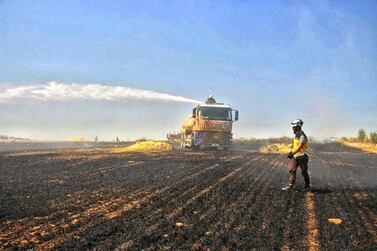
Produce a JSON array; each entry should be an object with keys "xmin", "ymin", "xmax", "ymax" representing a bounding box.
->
[{"xmin": 291, "ymin": 119, "xmax": 303, "ymax": 128}]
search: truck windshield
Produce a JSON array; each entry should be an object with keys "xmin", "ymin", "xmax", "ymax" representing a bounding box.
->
[{"xmin": 199, "ymin": 107, "xmax": 232, "ymax": 121}]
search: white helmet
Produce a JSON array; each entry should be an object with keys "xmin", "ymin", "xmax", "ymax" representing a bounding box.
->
[{"xmin": 291, "ymin": 119, "xmax": 303, "ymax": 127}]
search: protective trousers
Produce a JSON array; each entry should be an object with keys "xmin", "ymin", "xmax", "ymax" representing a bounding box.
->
[{"xmin": 289, "ymin": 155, "xmax": 310, "ymax": 187}]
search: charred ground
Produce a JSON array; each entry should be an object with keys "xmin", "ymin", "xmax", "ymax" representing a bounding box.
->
[{"xmin": 0, "ymin": 142, "xmax": 376, "ymax": 250}]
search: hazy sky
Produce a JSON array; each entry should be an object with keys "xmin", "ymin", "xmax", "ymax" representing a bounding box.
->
[{"xmin": 1, "ymin": 0, "xmax": 376, "ymax": 140}]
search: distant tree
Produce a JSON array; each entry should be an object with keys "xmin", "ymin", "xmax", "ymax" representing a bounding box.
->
[
  {"xmin": 370, "ymin": 131, "xmax": 377, "ymax": 144},
  {"xmin": 136, "ymin": 137, "xmax": 147, "ymax": 142},
  {"xmin": 358, "ymin": 128, "xmax": 367, "ymax": 142}
]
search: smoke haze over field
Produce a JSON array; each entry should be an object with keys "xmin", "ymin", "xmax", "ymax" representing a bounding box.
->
[{"xmin": 0, "ymin": 80, "xmax": 374, "ymax": 141}]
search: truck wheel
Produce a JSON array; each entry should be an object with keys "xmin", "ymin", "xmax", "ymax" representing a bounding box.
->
[{"xmin": 191, "ymin": 140, "xmax": 199, "ymax": 151}]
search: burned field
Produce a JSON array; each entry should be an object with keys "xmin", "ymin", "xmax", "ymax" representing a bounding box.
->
[{"xmin": 0, "ymin": 143, "xmax": 376, "ymax": 250}]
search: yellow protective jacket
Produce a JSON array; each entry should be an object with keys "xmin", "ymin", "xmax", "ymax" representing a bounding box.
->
[{"xmin": 292, "ymin": 133, "xmax": 308, "ymax": 158}]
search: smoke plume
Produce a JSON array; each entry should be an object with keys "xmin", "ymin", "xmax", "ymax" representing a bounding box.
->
[{"xmin": 0, "ymin": 82, "xmax": 201, "ymax": 104}]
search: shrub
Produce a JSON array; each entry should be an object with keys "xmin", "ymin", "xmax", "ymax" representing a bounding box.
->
[
  {"xmin": 358, "ymin": 128, "xmax": 367, "ymax": 142},
  {"xmin": 370, "ymin": 132, "xmax": 377, "ymax": 144}
]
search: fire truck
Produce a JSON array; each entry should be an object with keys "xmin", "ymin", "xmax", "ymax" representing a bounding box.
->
[{"xmin": 180, "ymin": 97, "xmax": 238, "ymax": 150}]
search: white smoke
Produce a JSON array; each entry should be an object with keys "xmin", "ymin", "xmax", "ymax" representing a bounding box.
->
[{"xmin": 0, "ymin": 82, "xmax": 201, "ymax": 104}]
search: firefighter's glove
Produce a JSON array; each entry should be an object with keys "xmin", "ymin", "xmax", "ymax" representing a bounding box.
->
[{"xmin": 287, "ymin": 152, "xmax": 294, "ymax": 159}]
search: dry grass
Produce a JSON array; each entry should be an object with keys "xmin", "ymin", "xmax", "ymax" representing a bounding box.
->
[
  {"xmin": 6, "ymin": 150, "xmax": 55, "ymax": 156},
  {"xmin": 339, "ymin": 140, "xmax": 377, "ymax": 154},
  {"xmin": 110, "ymin": 141, "xmax": 172, "ymax": 153},
  {"xmin": 259, "ymin": 143, "xmax": 291, "ymax": 154}
]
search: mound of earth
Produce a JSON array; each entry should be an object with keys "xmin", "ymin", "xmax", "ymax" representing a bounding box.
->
[{"xmin": 111, "ymin": 141, "xmax": 172, "ymax": 153}]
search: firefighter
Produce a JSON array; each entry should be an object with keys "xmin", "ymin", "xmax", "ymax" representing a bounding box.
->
[
  {"xmin": 282, "ymin": 119, "xmax": 311, "ymax": 191},
  {"xmin": 205, "ymin": 95, "xmax": 216, "ymax": 104}
]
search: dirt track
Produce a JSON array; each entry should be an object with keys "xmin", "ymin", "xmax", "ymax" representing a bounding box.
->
[{"xmin": 0, "ymin": 143, "xmax": 376, "ymax": 250}]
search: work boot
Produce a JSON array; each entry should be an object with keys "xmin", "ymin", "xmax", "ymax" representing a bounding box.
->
[
  {"xmin": 281, "ymin": 184, "xmax": 294, "ymax": 191},
  {"xmin": 303, "ymin": 185, "xmax": 311, "ymax": 192}
]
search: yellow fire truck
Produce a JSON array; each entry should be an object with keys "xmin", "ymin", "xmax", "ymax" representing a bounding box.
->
[{"xmin": 180, "ymin": 97, "xmax": 238, "ymax": 150}]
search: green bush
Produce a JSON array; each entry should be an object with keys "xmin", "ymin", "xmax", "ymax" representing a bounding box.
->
[
  {"xmin": 370, "ymin": 132, "xmax": 377, "ymax": 144},
  {"xmin": 358, "ymin": 128, "xmax": 367, "ymax": 142}
]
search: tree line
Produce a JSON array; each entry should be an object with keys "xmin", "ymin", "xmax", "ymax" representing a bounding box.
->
[{"xmin": 358, "ymin": 128, "xmax": 377, "ymax": 144}]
